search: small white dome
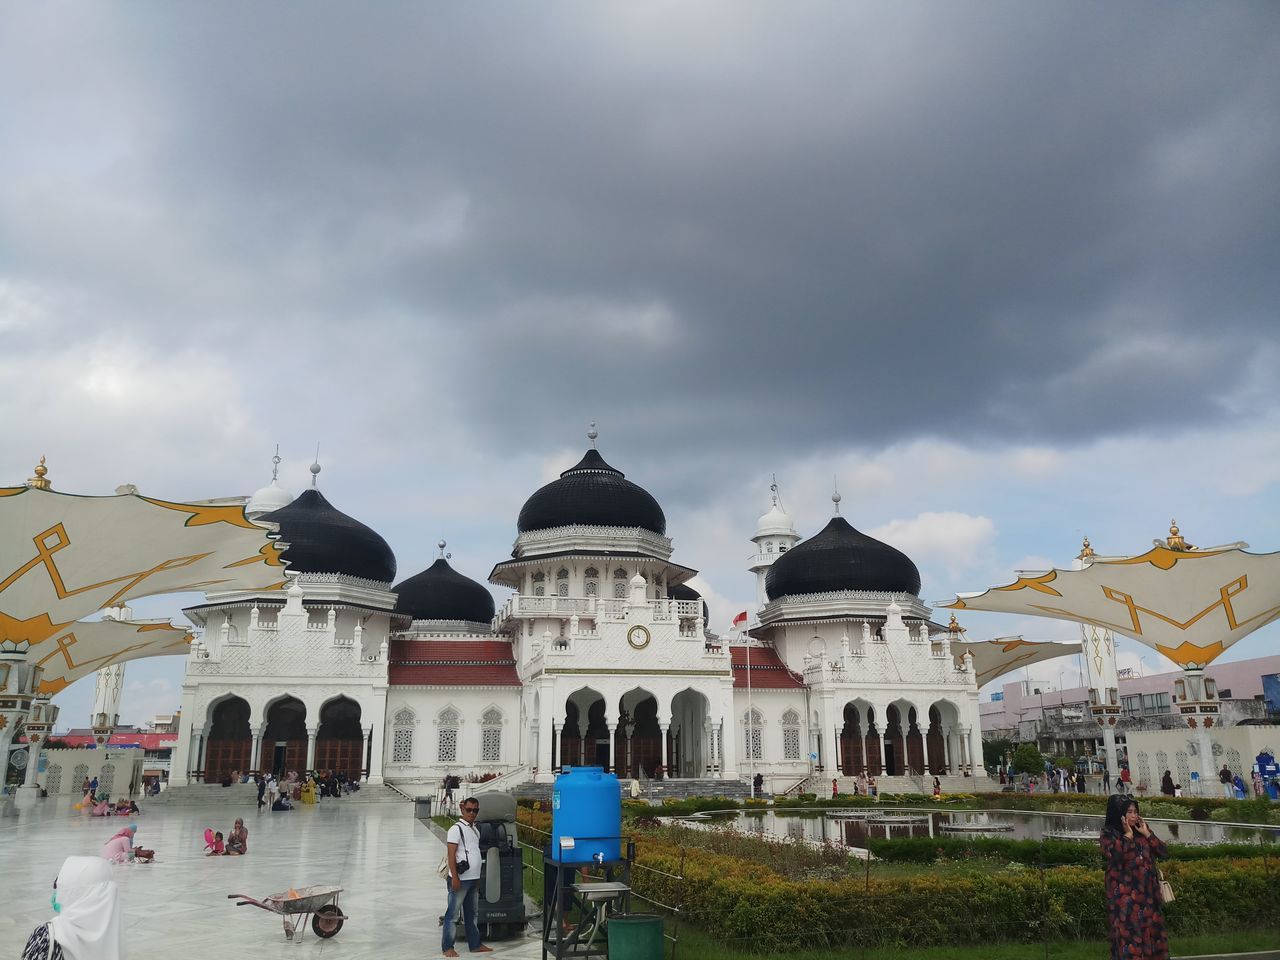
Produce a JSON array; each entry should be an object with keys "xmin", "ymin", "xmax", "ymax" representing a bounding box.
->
[
  {"xmin": 755, "ymin": 502, "xmax": 797, "ymax": 538},
  {"xmin": 246, "ymin": 480, "xmax": 295, "ymax": 520}
]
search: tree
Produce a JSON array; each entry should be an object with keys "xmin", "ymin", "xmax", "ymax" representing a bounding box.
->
[
  {"xmin": 1011, "ymin": 743, "xmax": 1046, "ymax": 776},
  {"xmin": 984, "ymin": 737, "xmax": 1013, "ymax": 771}
]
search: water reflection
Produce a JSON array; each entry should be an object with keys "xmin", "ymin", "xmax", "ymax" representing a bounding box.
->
[{"xmin": 675, "ymin": 807, "xmax": 1273, "ymax": 851}]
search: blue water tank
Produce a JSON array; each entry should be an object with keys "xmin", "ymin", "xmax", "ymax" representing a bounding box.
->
[{"xmin": 550, "ymin": 766, "xmax": 621, "ymax": 863}]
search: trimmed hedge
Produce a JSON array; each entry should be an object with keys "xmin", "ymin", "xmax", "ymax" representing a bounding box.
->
[
  {"xmin": 515, "ymin": 807, "xmax": 1280, "ymax": 952},
  {"xmin": 864, "ymin": 835, "xmax": 1275, "ymax": 866},
  {"xmin": 631, "ymin": 845, "xmax": 1279, "ymax": 950}
]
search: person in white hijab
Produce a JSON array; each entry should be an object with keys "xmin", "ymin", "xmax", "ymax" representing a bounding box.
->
[{"xmin": 22, "ymin": 856, "xmax": 123, "ymax": 960}]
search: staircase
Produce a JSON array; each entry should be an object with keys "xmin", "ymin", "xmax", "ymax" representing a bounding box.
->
[
  {"xmin": 510, "ymin": 777, "xmax": 754, "ymax": 803},
  {"xmin": 828, "ymin": 774, "xmax": 994, "ymax": 796},
  {"xmin": 147, "ymin": 781, "xmax": 408, "ymax": 805}
]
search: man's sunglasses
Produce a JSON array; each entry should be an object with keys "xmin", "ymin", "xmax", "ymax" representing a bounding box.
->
[{"xmin": 462, "ymin": 806, "xmax": 479, "ymax": 813}]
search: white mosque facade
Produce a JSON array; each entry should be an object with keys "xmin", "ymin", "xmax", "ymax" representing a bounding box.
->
[{"xmin": 166, "ymin": 436, "xmax": 985, "ymax": 789}]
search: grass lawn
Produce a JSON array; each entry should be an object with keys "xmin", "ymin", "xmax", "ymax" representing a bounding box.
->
[{"xmin": 672, "ymin": 922, "xmax": 1280, "ymax": 959}]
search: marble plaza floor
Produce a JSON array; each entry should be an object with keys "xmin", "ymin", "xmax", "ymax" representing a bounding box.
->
[{"xmin": 0, "ymin": 794, "xmax": 544, "ymax": 959}]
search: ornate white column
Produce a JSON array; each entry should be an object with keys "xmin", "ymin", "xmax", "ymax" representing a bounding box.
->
[
  {"xmin": 941, "ymin": 726, "xmax": 953, "ymax": 775},
  {"xmin": 360, "ymin": 727, "xmax": 371, "ymax": 778},
  {"xmin": 195, "ymin": 727, "xmax": 209, "ymax": 780},
  {"xmin": 659, "ymin": 723, "xmax": 670, "ymax": 773},
  {"xmin": 968, "ymin": 724, "xmax": 984, "ymax": 778},
  {"xmin": 536, "ymin": 703, "xmax": 554, "ymax": 783},
  {"xmin": 608, "ymin": 721, "xmax": 619, "ymax": 774},
  {"xmin": 366, "ymin": 724, "xmax": 385, "ymax": 784},
  {"xmin": 250, "ymin": 727, "xmax": 263, "ymax": 774},
  {"xmin": 305, "ymin": 727, "xmax": 318, "ymax": 771},
  {"xmin": 875, "ymin": 725, "xmax": 887, "ymax": 775}
]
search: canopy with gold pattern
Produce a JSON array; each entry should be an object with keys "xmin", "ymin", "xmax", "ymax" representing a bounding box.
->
[
  {"xmin": 1, "ymin": 460, "xmax": 288, "ymax": 685},
  {"xmin": 952, "ymin": 636, "xmax": 1082, "ymax": 686},
  {"xmin": 943, "ymin": 524, "xmax": 1280, "ymax": 669}
]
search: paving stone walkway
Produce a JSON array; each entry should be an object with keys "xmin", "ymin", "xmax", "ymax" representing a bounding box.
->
[{"xmin": 0, "ymin": 794, "xmax": 544, "ymax": 959}]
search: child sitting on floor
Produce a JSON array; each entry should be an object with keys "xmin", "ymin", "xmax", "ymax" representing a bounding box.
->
[{"xmin": 205, "ymin": 828, "xmax": 225, "ymax": 856}]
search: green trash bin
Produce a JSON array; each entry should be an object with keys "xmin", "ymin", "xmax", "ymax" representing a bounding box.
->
[{"xmin": 608, "ymin": 913, "xmax": 663, "ymax": 960}]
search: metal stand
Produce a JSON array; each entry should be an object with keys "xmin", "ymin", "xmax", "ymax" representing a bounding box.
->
[{"xmin": 542, "ymin": 839, "xmax": 633, "ymax": 960}]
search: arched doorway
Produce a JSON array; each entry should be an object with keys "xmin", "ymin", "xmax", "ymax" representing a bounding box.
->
[
  {"xmin": 316, "ymin": 697, "xmax": 363, "ymax": 776},
  {"xmin": 863, "ymin": 706, "xmax": 884, "ymax": 776},
  {"xmin": 617, "ymin": 689, "xmax": 660, "ymax": 779},
  {"xmin": 926, "ymin": 705, "xmax": 946, "ymax": 775},
  {"xmin": 670, "ymin": 689, "xmax": 709, "ymax": 778},
  {"xmin": 840, "ymin": 702, "xmax": 870, "ymax": 775},
  {"xmin": 884, "ymin": 704, "xmax": 906, "ymax": 776},
  {"xmin": 904, "ymin": 706, "xmax": 926, "ymax": 776},
  {"xmin": 260, "ymin": 696, "xmax": 307, "ymax": 776},
  {"xmin": 205, "ymin": 697, "xmax": 251, "ymax": 782},
  {"xmin": 562, "ymin": 688, "xmax": 609, "ymax": 769}
]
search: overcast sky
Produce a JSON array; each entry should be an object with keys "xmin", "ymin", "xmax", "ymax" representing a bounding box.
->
[{"xmin": 3, "ymin": 2, "xmax": 1278, "ymax": 728}]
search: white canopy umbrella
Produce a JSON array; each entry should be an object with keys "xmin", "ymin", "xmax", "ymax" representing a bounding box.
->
[
  {"xmin": 1, "ymin": 458, "xmax": 288, "ymax": 773},
  {"xmin": 944, "ymin": 523, "xmax": 1280, "ymax": 787},
  {"xmin": 952, "ymin": 636, "xmax": 1082, "ymax": 687},
  {"xmin": 32, "ymin": 617, "xmax": 194, "ymax": 696}
]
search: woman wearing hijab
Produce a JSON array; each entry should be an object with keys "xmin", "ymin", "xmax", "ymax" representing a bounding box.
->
[
  {"xmin": 1100, "ymin": 794, "xmax": 1169, "ymax": 959},
  {"xmin": 1160, "ymin": 770, "xmax": 1175, "ymax": 796},
  {"xmin": 23, "ymin": 856, "xmax": 123, "ymax": 960},
  {"xmin": 101, "ymin": 825, "xmax": 137, "ymax": 864},
  {"xmin": 225, "ymin": 818, "xmax": 248, "ymax": 856}
]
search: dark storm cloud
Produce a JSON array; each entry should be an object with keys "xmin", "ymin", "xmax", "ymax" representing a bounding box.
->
[{"xmin": 3, "ymin": 1, "xmax": 1279, "ymax": 486}]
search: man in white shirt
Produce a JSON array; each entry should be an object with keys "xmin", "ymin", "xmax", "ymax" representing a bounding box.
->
[{"xmin": 442, "ymin": 797, "xmax": 492, "ymax": 957}]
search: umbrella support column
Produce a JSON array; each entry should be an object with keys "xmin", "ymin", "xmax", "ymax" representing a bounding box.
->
[
  {"xmin": 0, "ymin": 650, "xmax": 43, "ymax": 795},
  {"xmin": 1173, "ymin": 666, "xmax": 1221, "ymax": 794},
  {"xmin": 1100, "ymin": 725, "xmax": 1120, "ymax": 789}
]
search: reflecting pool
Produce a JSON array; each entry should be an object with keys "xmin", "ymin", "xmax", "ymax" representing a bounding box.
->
[{"xmin": 678, "ymin": 807, "xmax": 1277, "ymax": 849}]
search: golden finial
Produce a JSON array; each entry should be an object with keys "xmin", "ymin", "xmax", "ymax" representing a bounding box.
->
[
  {"xmin": 947, "ymin": 613, "xmax": 963, "ymax": 635},
  {"xmin": 1078, "ymin": 536, "xmax": 1095, "ymax": 560},
  {"xmin": 26, "ymin": 456, "xmax": 51, "ymax": 490},
  {"xmin": 1167, "ymin": 519, "xmax": 1193, "ymax": 551}
]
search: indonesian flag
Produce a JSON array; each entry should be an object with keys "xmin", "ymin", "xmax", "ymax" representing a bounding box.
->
[{"xmin": 731, "ymin": 611, "xmax": 748, "ymax": 629}]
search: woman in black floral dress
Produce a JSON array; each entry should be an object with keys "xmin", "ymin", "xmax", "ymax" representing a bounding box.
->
[{"xmin": 1100, "ymin": 794, "xmax": 1169, "ymax": 959}]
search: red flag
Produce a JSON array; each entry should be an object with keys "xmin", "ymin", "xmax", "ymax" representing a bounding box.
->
[{"xmin": 731, "ymin": 611, "xmax": 748, "ymax": 629}]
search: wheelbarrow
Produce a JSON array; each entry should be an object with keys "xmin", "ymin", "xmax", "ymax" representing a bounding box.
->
[{"xmin": 228, "ymin": 885, "xmax": 346, "ymax": 941}]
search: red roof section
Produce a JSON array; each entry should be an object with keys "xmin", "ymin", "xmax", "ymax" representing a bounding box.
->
[
  {"xmin": 389, "ymin": 639, "xmax": 521, "ymax": 686},
  {"xmin": 730, "ymin": 645, "xmax": 806, "ymax": 689},
  {"xmin": 24, "ymin": 733, "xmax": 177, "ymax": 750}
]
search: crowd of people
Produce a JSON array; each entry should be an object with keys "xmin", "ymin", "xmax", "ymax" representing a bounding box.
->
[{"xmin": 246, "ymin": 769, "xmax": 361, "ymax": 811}]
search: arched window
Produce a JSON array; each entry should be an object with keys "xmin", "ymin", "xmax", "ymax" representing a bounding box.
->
[
  {"xmin": 766, "ymin": 542, "xmax": 773, "ymax": 553},
  {"xmin": 744, "ymin": 708, "xmax": 763, "ymax": 761},
  {"xmin": 392, "ymin": 707, "xmax": 415, "ymax": 763},
  {"xmin": 481, "ymin": 708, "xmax": 503, "ymax": 763},
  {"xmin": 584, "ymin": 580, "xmax": 598, "ymax": 597},
  {"xmin": 781, "ymin": 709, "xmax": 801, "ymax": 760},
  {"xmin": 778, "ymin": 545, "xmax": 787, "ymax": 553},
  {"xmin": 556, "ymin": 568, "xmax": 569, "ymax": 580},
  {"xmin": 532, "ymin": 571, "xmax": 545, "ymax": 598},
  {"xmin": 613, "ymin": 568, "xmax": 628, "ymax": 580},
  {"xmin": 584, "ymin": 567, "xmax": 599, "ymax": 580},
  {"xmin": 557, "ymin": 582, "xmax": 569, "ymax": 597},
  {"xmin": 437, "ymin": 707, "xmax": 460, "ymax": 763}
]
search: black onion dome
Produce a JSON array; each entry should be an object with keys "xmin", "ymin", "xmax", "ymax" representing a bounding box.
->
[
  {"xmin": 669, "ymin": 583, "xmax": 710, "ymax": 622},
  {"xmin": 260, "ymin": 489, "xmax": 397, "ymax": 583},
  {"xmin": 394, "ymin": 558, "xmax": 496, "ymax": 622},
  {"xmin": 765, "ymin": 516, "xmax": 920, "ymax": 599},
  {"xmin": 517, "ymin": 448, "xmax": 666, "ymax": 535}
]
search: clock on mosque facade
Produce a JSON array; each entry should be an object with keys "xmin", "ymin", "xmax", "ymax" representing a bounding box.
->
[{"xmin": 627, "ymin": 625, "xmax": 651, "ymax": 650}]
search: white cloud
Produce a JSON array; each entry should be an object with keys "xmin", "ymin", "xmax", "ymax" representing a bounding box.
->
[{"xmin": 870, "ymin": 511, "xmax": 997, "ymax": 579}]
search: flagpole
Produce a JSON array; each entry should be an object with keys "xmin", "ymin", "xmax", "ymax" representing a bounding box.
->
[{"xmin": 745, "ymin": 616, "xmax": 754, "ymax": 797}]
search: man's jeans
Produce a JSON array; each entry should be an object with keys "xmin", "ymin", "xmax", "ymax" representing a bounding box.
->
[{"xmin": 442, "ymin": 878, "xmax": 481, "ymax": 953}]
